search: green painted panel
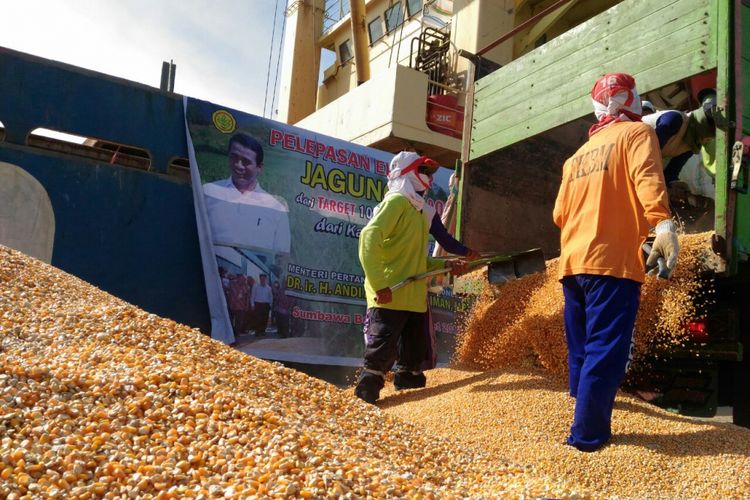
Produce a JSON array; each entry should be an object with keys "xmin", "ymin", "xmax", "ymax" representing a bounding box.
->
[
  {"xmin": 473, "ymin": 0, "xmax": 709, "ymax": 122},
  {"xmin": 469, "ymin": 0, "xmax": 716, "ymax": 161},
  {"xmin": 737, "ymin": 2, "xmax": 750, "ymax": 259},
  {"xmin": 473, "ymin": 15, "xmax": 711, "ymax": 137},
  {"xmin": 713, "ymin": 0, "xmax": 730, "ymax": 254},
  {"xmin": 743, "ymin": 2, "xmax": 750, "ymax": 136},
  {"xmin": 472, "ymin": 48, "xmax": 714, "ymax": 160}
]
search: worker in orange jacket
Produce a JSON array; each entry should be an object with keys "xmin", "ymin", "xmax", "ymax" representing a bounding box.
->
[{"xmin": 553, "ymin": 73, "xmax": 680, "ymax": 452}]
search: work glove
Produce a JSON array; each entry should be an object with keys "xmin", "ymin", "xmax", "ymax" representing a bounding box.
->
[
  {"xmin": 447, "ymin": 259, "xmax": 470, "ymax": 277},
  {"xmin": 465, "ymin": 248, "xmax": 481, "ymax": 261},
  {"xmin": 647, "ymin": 219, "xmax": 679, "ymax": 277},
  {"xmin": 375, "ymin": 287, "xmax": 392, "ymax": 304}
]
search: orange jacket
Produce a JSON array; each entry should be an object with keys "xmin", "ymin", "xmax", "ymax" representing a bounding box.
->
[{"xmin": 553, "ymin": 121, "xmax": 671, "ymax": 283}]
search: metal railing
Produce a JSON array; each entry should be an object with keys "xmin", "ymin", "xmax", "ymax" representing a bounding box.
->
[
  {"xmin": 410, "ymin": 26, "xmax": 452, "ymax": 96},
  {"xmin": 323, "ymin": 0, "xmax": 350, "ymax": 32}
]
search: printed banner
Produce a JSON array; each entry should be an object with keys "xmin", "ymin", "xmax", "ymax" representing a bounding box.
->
[{"xmin": 184, "ymin": 97, "xmax": 457, "ymax": 362}]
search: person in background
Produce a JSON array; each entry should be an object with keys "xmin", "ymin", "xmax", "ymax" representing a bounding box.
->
[
  {"xmin": 250, "ymin": 273, "xmax": 273, "ymax": 336},
  {"xmin": 227, "ymin": 273, "xmax": 249, "ymax": 337},
  {"xmin": 553, "ymin": 73, "xmax": 679, "ymax": 452},
  {"xmin": 355, "ymin": 151, "xmax": 467, "ymax": 404},
  {"xmin": 641, "ymin": 90, "xmax": 717, "ymax": 187}
]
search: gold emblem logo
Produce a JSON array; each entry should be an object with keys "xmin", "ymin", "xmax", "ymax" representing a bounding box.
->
[{"xmin": 212, "ymin": 110, "xmax": 236, "ymax": 134}]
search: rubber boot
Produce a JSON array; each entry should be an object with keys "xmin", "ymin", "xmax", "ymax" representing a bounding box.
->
[
  {"xmin": 355, "ymin": 370, "xmax": 385, "ymax": 404},
  {"xmin": 394, "ymin": 370, "xmax": 426, "ymax": 390}
]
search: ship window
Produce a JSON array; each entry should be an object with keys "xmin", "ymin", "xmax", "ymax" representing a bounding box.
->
[
  {"xmin": 27, "ymin": 128, "xmax": 151, "ymax": 171},
  {"xmin": 168, "ymin": 157, "xmax": 191, "ymax": 182},
  {"xmin": 368, "ymin": 17, "xmax": 384, "ymax": 44},
  {"xmin": 385, "ymin": 3, "xmax": 404, "ymax": 33},
  {"xmin": 339, "ymin": 39, "xmax": 353, "ymax": 63},
  {"xmin": 406, "ymin": 0, "xmax": 422, "ymax": 17},
  {"xmin": 30, "ymin": 128, "xmax": 87, "ymax": 145}
]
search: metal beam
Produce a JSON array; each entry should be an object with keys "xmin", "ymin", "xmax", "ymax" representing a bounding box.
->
[{"xmin": 349, "ymin": 0, "xmax": 371, "ymax": 85}]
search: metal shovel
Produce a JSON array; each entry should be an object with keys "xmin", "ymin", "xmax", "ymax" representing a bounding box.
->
[
  {"xmin": 390, "ymin": 248, "xmax": 546, "ymax": 291},
  {"xmin": 484, "ymin": 248, "xmax": 547, "ymax": 285}
]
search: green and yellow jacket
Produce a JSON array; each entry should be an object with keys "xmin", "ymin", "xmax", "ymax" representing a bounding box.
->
[{"xmin": 358, "ymin": 194, "xmax": 443, "ymax": 312}]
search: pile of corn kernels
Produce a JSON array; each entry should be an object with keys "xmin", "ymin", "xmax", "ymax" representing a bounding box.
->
[
  {"xmin": 454, "ymin": 232, "xmax": 715, "ymax": 377},
  {"xmin": 380, "ymin": 368, "xmax": 750, "ymax": 499},
  {"xmin": 382, "ymin": 231, "xmax": 750, "ymax": 498},
  {"xmin": 0, "ymin": 245, "xmax": 576, "ymax": 499}
]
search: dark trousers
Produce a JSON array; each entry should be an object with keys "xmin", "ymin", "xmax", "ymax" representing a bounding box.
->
[
  {"xmin": 562, "ymin": 274, "xmax": 640, "ymax": 451},
  {"xmin": 362, "ymin": 307, "xmax": 427, "ymax": 375},
  {"xmin": 421, "ymin": 306, "xmax": 436, "ymax": 371},
  {"xmin": 254, "ymin": 303, "xmax": 271, "ymax": 333}
]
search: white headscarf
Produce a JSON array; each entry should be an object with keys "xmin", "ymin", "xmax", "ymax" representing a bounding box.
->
[
  {"xmin": 383, "ymin": 151, "xmax": 437, "ymax": 211},
  {"xmin": 589, "ymin": 73, "xmax": 643, "ymax": 137}
]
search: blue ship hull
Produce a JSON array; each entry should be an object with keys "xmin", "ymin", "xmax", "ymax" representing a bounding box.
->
[{"xmin": 0, "ymin": 47, "xmax": 210, "ymax": 331}]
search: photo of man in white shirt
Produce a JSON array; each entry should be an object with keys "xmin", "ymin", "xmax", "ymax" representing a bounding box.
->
[
  {"xmin": 250, "ymin": 273, "xmax": 274, "ymax": 336},
  {"xmin": 203, "ymin": 133, "xmax": 291, "ymax": 255}
]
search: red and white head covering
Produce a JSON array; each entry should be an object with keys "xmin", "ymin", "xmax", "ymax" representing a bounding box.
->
[
  {"xmin": 384, "ymin": 151, "xmax": 439, "ymax": 210},
  {"xmin": 589, "ymin": 73, "xmax": 642, "ymax": 137}
]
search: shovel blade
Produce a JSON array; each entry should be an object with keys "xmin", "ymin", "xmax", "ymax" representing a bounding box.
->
[
  {"xmin": 487, "ymin": 248, "xmax": 546, "ymax": 285},
  {"xmin": 488, "ymin": 259, "xmax": 517, "ymax": 285},
  {"xmin": 513, "ymin": 248, "xmax": 546, "ymax": 278}
]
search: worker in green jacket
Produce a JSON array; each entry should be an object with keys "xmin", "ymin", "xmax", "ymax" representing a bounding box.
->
[{"xmin": 355, "ymin": 151, "xmax": 466, "ymax": 404}]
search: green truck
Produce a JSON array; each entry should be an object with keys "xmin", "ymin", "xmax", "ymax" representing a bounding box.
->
[{"xmin": 456, "ymin": 0, "xmax": 749, "ymax": 425}]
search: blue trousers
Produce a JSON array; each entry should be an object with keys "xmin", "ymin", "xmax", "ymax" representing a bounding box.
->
[{"xmin": 562, "ymin": 274, "xmax": 640, "ymax": 452}]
